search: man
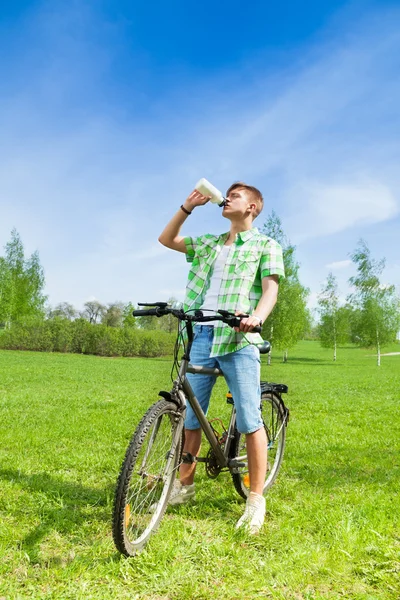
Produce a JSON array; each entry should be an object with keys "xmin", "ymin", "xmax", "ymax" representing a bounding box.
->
[{"xmin": 158, "ymin": 182, "xmax": 285, "ymax": 533}]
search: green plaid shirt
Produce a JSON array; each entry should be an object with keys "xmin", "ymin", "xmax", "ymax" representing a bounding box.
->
[{"xmin": 183, "ymin": 228, "xmax": 285, "ymax": 357}]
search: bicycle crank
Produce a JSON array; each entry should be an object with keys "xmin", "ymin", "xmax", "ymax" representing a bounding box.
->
[{"xmin": 205, "ymin": 448, "xmax": 223, "ymax": 478}]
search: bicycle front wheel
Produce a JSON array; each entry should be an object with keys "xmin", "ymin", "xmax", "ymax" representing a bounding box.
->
[
  {"xmin": 230, "ymin": 392, "xmax": 287, "ymax": 500},
  {"xmin": 112, "ymin": 400, "xmax": 183, "ymax": 556}
]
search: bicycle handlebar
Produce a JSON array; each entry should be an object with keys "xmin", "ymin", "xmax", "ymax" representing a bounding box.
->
[
  {"xmin": 132, "ymin": 305, "xmax": 262, "ymax": 334},
  {"xmin": 132, "ymin": 308, "xmax": 160, "ymax": 317}
]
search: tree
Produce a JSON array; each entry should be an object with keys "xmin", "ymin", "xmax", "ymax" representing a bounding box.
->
[
  {"xmin": 48, "ymin": 302, "xmax": 78, "ymax": 320},
  {"xmin": 122, "ymin": 302, "xmax": 137, "ymax": 328},
  {"xmin": 261, "ymin": 212, "xmax": 309, "ymax": 362},
  {"xmin": 347, "ymin": 239, "xmax": 400, "ymax": 366},
  {"xmin": 317, "ymin": 273, "xmax": 349, "ymax": 360},
  {"xmin": 303, "ymin": 308, "xmax": 320, "ymax": 340},
  {"xmin": 0, "ymin": 229, "xmax": 46, "ymax": 326},
  {"xmin": 158, "ymin": 297, "xmax": 179, "ymax": 333},
  {"xmin": 81, "ymin": 300, "xmax": 106, "ymax": 324},
  {"xmin": 0, "ymin": 256, "xmax": 12, "ymax": 326},
  {"xmin": 102, "ymin": 302, "xmax": 124, "ymax": 327},
  {"xmin": 134, "ymin": 298, "xmax": 179, "ymax": 332},
  {"xmin": 135, "ymin": 309, "xmax": 160, "ymax": 331}
]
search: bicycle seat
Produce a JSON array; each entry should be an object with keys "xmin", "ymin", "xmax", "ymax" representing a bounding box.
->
[
  {"xmin": 257, "ymin": 341, "xmax": 271, "ymax": 354},
  {"xmin": 261, "ymin": 382, "xmax": 288, "ymax": 394}
]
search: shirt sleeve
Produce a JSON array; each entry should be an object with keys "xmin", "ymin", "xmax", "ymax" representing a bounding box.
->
[
  {"xmin": 260, "ymin": 239, "xmax": 285, "ymax": 280},
  {"xmin": 183, "ymin": 236, "xmax": 198, "ymax": 263}
]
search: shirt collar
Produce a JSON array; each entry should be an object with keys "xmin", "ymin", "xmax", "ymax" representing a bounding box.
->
[
  {"xmin": 220, "ymin": 228, "xmax": 259, "ymax": 245},
  {"xmin": 238, "ymin": 228, "xmax": 259, "ymax": 242}
]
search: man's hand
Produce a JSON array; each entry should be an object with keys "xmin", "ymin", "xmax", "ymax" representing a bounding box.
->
[
  {"xmin": 182, "ymin": 190, "xmax": 211, "ymax": 213},
  {"xmin": 233, "ymin": 277, "xmax": 279, "ymax": 332},
  {"xmin": 158, "ymin": 189, "xmax": 212, "ymax": 253},
  {"xmin": 234, "ymin": 311, "xmax": 262, "ymax": 333}
]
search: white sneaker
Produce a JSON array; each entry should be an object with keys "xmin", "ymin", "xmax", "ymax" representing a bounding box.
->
[
  {"xmin": 168, "ymin": 480, "xmax": 196, "ymax": 506},
  {"xmin": 148, "ymin": 480, "xmax": 196, "ymax": 513},
  {"xmin": 235, "ymin": 492, "xmax": 266, "ymax": 534}
]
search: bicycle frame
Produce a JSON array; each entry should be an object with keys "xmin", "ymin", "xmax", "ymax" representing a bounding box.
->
[
  {"xmin": 169, "ymin": 344, "xmax": 239, "ymax": 472},
  {"xmin": 143, "ymin": 310, "xmax": 266, "ymax": 473}
]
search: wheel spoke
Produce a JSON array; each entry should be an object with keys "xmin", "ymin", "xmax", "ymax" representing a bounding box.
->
[
  {"xmin": 230, "ymin": 393, "xmax": 286, "ymax": 499},
  {"xmin": 112, "ymin": 401, "xmax": 183, "ymax": 556}
]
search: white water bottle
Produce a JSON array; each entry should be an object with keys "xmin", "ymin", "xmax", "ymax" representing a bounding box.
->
[{"xmin": 195, "ymin": 178, "xmax": 225, "ymax": 206}]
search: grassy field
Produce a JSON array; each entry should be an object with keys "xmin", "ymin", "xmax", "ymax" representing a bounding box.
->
[{"xmin": 0, "ymin": 341, "xmax": 399, "ymax": 599}]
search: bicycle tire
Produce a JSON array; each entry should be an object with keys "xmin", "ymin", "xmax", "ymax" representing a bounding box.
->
[
  {"xmin": 112, "ymin": 400, "xmax": 183, "ymax": 556},
  {"xmin": 230, "ymin": 392, "xmax": 287, "ymax": 500}
]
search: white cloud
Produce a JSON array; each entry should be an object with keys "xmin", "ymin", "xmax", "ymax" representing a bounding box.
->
[
  {"xmin": 294, "ymin": 179, "xmax": 398, "ymax": 240},
  {"xmin": 325, "ymin": 260, "xmax": 352, "ymax": 270}
]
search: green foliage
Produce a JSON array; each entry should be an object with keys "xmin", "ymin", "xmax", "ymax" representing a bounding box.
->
[
  {"xmin": 81, "ymin": 300, "xmax": 106, "ymax": 324},
  {"xmin": 0, "ymin": 319, "xmax": 175, "ymax": 357},
  {"xmin": 317, "ymin": 273, "xmax": 350, "ymax": 358},
  {"xmin": 135, "ymin": 298, "xmax": 180, "ymax": 333},
  {"xmin": 122, "ymin": 302, "xmax": 137, "ymax": 328},
  {"xmin": 158, "ymin": 297, "xmax": 180, "ymax": 333},
  {"xmin": 261, "ymin": 212, "xmax": 310, "ymax": 357},
  {"xmin": 351, "ymin": 294, "xmax": 400, "ymax": 347},
  {"xmin": 0, "ymin": 229, "xmax": 46, "ymax": 326},
  {"xmin": 102, "ymin": 302, "xmax": 124, "ymax": 327},
  {"xmin": 135, "ymin": 309, "xmax": 159, "ymax": 330},
  {"xmin": 318, "ymin": 306, "xmax": 350, "ymax": 348},
  {"xmin": 348, "ymin": 240, "xmax": 400, "ymax": 356},
  {"xmin": 47, "ymin": 302, "xmax": 77, "ymax": 320}
]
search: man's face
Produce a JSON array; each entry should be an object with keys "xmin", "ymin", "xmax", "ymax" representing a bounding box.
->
[{"xmin": 222, "ymin": 188, "xmax": 255, "ymax": 220}]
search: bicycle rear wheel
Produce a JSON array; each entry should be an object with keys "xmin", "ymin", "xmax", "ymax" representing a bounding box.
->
[
  {"xmin": 112, "ymin": 400, "xmax": 183, "ymax": 556},
  {"xmin": 230, "ymin": 392, "xmax": 287, "ymax": 500}
]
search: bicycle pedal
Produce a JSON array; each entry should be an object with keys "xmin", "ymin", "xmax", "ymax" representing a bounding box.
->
[
  {"xmin": 182, "ymin": 452, "xmax": 196, "ymax": 464},
  {"xmin": 228, "ymin": 459, "xmax": 246, "ymax": 469}
]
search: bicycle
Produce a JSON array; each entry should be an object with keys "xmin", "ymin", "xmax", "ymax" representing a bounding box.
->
[{"xmin": 112, "ymin": 302, "xmax": 289, "ymax": 556}]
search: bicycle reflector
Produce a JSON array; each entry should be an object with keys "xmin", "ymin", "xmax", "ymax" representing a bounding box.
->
[
  {"xmin": 125, "ymin": 504, "xmax": 131, "ymax": 528},
  {"xmin": 243, "ymin": 474, "xmax": 250, "ymax": 488}
]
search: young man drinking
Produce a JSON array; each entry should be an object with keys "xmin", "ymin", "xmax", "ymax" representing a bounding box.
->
[{"xmin": 158, "ymin": 182, "xmax": 285, "ymax": 533}]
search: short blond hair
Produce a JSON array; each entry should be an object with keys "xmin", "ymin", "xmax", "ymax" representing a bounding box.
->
[{"xmin": 225, "ymin": 182, "xmax": 264, "ymax": 218}]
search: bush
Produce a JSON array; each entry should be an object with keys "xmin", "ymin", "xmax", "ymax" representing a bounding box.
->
[
  {"xmin": 0, "ymin": 318, "xmax": 53, "ymax": 352},
  {"xmin": 0, "ymin": 319, "xmax": 175, "ymax": 357},
  {"xmin": 49, "ymin": 318, "xmax": 74, "ymax": 352}
]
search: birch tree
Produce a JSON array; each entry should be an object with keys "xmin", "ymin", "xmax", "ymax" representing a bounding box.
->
[
  {"xmin": 347, "ymin": 240, "xmax": 400, "ymax": 366},
  {"xmin": 318, "ymin": 273, "xmax": 349, "ymax": 360},
  {"xmin": 261, "ymin": 212, "xmax": 309, "ymax": 362},
  {"xmin": 0, "ymin": 229, "xmax": 46, "ymax": 326}
]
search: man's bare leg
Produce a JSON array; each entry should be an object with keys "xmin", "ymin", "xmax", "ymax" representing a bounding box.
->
[
  {"xmin": 179, "ymin": 428, "xmax": 202, "ymax": 486},
  {"xmin": 235, "ymin": 427, "xmax": 267, "ymax": 533},
  {"xmin": 246, "ymin": 427, "xmax": 268, "ymax": 495}
]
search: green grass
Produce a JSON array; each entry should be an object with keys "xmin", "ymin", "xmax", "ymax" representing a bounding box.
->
[{"xmin": 0, "ymin": 342, "xmax": 399, "ymax": 599}]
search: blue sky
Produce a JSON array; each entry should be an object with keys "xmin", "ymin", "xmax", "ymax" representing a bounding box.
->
[{"xmin": 1, "ymin": 0, "xmax": 399, "ymax": 311}]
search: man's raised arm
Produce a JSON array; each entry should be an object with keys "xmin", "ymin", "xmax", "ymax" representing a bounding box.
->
[{"xmin": 158, "ymin": 190, "xmax": 210, "ymax": 253}]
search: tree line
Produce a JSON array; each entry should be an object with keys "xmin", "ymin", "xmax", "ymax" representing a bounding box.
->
[
  {"xmin": 0, "ymin": 222, "xmax": 399, "ymax": 364},
  {"xmin": 318, "ymin": 241, "xmax": 400, "ymax": 365}
]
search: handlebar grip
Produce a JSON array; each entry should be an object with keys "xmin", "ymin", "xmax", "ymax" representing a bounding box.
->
[
  {"xmin": 231, "ymin": 316, "xmax": 262, "ymax": 334},
  {"xmin": 132, "ymin": 308, "xmax": 159, "ymax": 317}
]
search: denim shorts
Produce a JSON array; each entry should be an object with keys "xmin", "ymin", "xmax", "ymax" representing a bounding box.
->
[{"xmin": 185, "ymin": 325, "xmax": 263, "ymax": 434}]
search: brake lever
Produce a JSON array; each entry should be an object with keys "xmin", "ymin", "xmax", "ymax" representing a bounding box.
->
[{"xmin": 138, "ymin": 302, "xmax": 168, "ymax": 308}]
